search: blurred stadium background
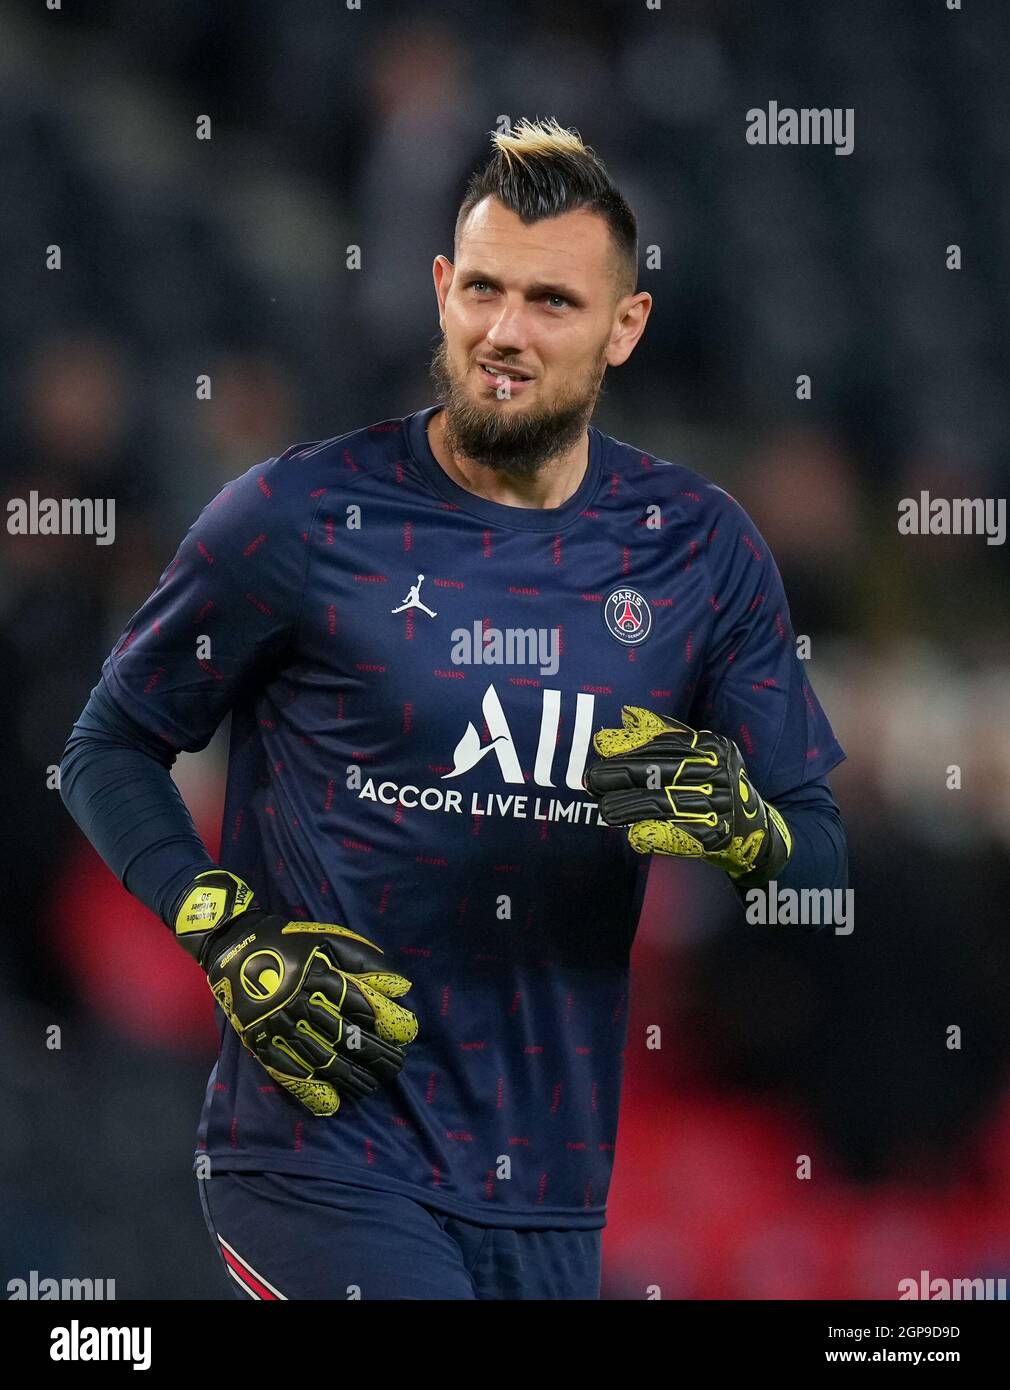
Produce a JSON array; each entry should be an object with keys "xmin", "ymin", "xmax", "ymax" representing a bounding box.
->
[{"xmin": 2, "ymin": 0, "xmax": 1009, "ymax": 1299}]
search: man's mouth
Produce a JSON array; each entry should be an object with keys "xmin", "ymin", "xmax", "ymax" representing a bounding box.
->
[{"xmin": 478, "ymin": 362, "xmax": 533, "ymax": 383}]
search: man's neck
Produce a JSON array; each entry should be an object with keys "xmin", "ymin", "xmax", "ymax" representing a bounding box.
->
[{"xmin": 426, "ymin": 407, "xmax": 589, "ymax": 511}]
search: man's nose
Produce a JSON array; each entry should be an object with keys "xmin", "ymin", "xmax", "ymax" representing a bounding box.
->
[{"xmin": 485, "ymin": 300, "xmax": 531, "ymax": 352}]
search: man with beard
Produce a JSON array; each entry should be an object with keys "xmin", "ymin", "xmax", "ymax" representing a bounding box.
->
[{"xmin": 59, "ymin": 117, "xmax": 847, "ymax": 1300}]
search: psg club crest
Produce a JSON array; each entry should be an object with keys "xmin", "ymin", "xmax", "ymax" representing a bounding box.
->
[{"xmin": 603, "ymin": 588, "xmax": 652, "ymax": 646}]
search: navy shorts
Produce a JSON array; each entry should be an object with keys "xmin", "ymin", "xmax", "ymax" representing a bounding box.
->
[{"xmin": 198, "ymin": 1171, "xmax": 602, "ymax": 1301}]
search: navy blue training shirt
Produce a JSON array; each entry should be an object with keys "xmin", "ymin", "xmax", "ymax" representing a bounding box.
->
[{"xmin": 92, "ymin": 404, "xmax": 846, "ymax": 1228}]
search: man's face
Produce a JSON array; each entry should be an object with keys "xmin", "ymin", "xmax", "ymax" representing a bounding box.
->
[{"xmin": 430, "ymin": 197, "xmax": 635, "ymax": 477}]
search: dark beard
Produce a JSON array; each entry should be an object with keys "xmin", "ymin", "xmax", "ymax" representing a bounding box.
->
[{"xmin": 428, "ymin": 335, "xmax": 604, "ymax": 479}]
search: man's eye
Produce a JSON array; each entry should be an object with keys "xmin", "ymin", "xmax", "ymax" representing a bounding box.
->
[
  {"xmin": 546, "ymin": 294, "xmax": 569, "ymax": 309},
  {"xmin": 469, "ymin": 281, "xmax": 492, "ymax": 293}
]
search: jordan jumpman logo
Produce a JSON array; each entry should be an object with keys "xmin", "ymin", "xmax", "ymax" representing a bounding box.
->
[{"xmin": 391, "ymin": 574, "xmax": 437, "ymax": 618}]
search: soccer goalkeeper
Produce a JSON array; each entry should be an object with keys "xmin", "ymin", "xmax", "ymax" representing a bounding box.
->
[{"xmin": 60, "ymin": 118, "xmax": 846, "ymax": 1301}]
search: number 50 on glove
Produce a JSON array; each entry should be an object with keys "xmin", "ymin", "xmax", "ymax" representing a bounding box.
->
[{"xmin": 584, "ymin": 706, "xmax": 792, "ymax": 880}]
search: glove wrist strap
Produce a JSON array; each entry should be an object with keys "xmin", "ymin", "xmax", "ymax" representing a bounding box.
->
[
  {"xmin": 755, "ymin": 806, "xmax": 794, "ymax": 878},
  {"xmin": 732, "ymin": 802, "xmax": 793, "ymax": 885},
  {"xmin": 173, "ymin": 869, "xmax": 257, "ymax": 969}
]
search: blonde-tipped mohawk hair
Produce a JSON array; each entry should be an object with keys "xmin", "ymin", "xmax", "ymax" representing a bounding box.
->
[
  {"xmin": 492, "ymin": 116, "xmax": 591, "ymax": 164},
  {"xmin": 455, "ymin": 118, "xmax": 639, "ymax": 296}
]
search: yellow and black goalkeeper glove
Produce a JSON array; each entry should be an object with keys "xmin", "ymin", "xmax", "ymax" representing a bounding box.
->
[
  {"xmin": 174, "ymin": 870, "xmax": 418, "ymax": 1116},
  {"xmin": 584, "ymin": 707, "xmax": 792, "ymax": 880}
]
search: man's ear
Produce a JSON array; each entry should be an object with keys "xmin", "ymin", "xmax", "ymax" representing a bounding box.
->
[
  {"xmin": 606, "ymin": 291, "xmax": 653, "ymax": 368},
  {"xmin": 433, "ymin": 255, "xmax": 454, "ymax": 327}
]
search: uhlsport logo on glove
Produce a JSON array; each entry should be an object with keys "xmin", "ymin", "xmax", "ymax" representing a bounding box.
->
[{"xmin": 239, "ymin": 949, "xmax": 285, "ymax": 1000}]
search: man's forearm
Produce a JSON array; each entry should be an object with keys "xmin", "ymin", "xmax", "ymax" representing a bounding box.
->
[{"xmin": 59, "ymin": 679, "xmax": 215, "ymax": 927}]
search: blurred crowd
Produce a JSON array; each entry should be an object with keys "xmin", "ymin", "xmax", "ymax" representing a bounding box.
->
[{"xmin": 1, "ymin": 0, "xmax": 1008, "ymax": 1298}]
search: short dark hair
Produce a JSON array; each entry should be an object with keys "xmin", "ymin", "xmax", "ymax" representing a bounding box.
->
[{"xmin": 455, "ymin": 117, "xmax": 639, "ymax": 298}]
